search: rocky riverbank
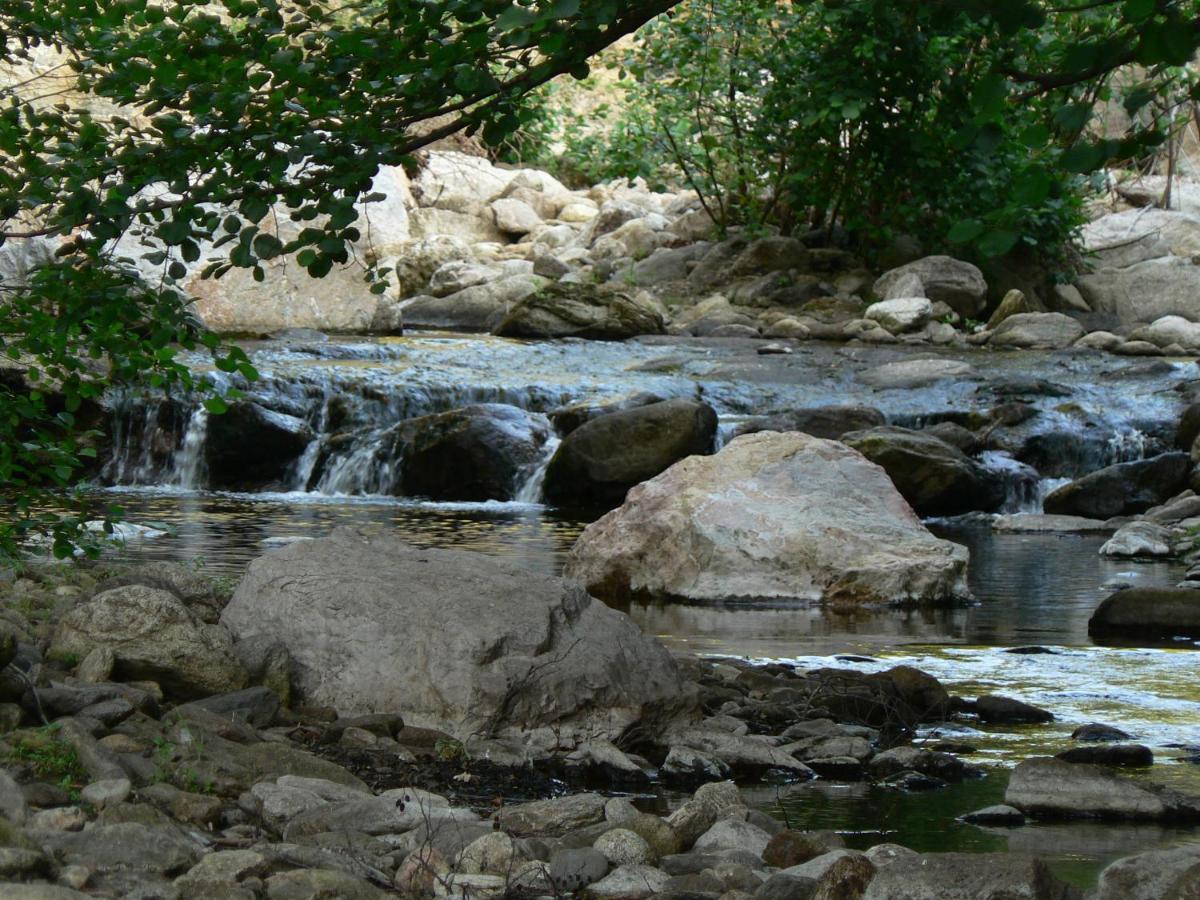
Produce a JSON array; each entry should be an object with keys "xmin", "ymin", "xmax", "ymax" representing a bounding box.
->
[{"xmin": 0, "ymin": 544, "xmax": 1197, "ymax": 898}]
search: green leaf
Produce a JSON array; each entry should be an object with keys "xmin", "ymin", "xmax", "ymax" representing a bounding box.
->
[
  {"xmin": 203, "ymin": 397, "xmax": 229, "ymax": 415},
  {"xmin": 497, "ymin": 6, "xmax": 536, "ymax": 31},
  {"xmin": 977, "ymin": 229, "xmax": 1019, "ymax": 258},
  {"xmin": 1123, "ymin": 0, "xmax": 1155, "ymax": 21},
  {"xmin": 548, "ymin": 0, "xmax": 580, "ymax": 18},
  {"xmin": 947, "ymin": 219, "xmax": 985, "ymax": 244}
]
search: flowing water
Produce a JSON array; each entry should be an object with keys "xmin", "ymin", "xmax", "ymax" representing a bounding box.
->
[{"xmin": 86, "ymin": 332, "xmax": 1200, "ymax": 884}]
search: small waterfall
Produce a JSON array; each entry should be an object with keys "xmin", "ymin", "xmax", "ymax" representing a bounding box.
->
[
  {"xmin": 514, "ymin": 436, "xmax": 561, "ymax": 503},
  {"xmin": 312, "ymin": 435, "xmax": 397, "ymax": 496},
  {"xmin": 172, "ymin": 408, "xmax": 209, "ymax": 489},
  {"xmin": 1105, "ymin": 428, "xmax": 1152, "ymax": 465},
  {"xmin": 978, "ymin": 451, "xmax": 1043, "ymax": 514}
]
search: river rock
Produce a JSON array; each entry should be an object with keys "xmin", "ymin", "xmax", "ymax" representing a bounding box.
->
[
  {"xmin": 50, "ymin": 585, "xmax": 246, "ymax": 699},
  {"xmin": 494, "ymin": 283, "xmax": 665, "ymax": 340},
  {"xmin": 39, "ymin": 822, "xmax": 203, "ymax": 874},
  {"xmin": 220, "ymin": 529, "xmax": 695, "ymax": 740},
  {"xmin": 1088, "ymin": 587, "xmax": 1200, "ymax": 640},
  {"xmin": 1100, "ymin": 520, "xmax": 1175, "ymax": 558},
  {"xmin": 1043, "ymin": 452, "xmax": 1191, "ymax": 518},
  {"xmin": 391, "ymin": 403, "xmax": 551, "ymax": 501},
  {"xmin": 987, "ymin": 312, "xmax": 1084, "ymax": 350},
  {"xmin": 864, "ymin": 297, "xmax": 933, "ymax": 334},
  {"xmin": 550, "ymin": 848, "xmax": 611, "ymax": 891},
  {"xmin": 1084, "ymin": 207, "xmax": 1200, "ymax": 260},
  {"xmin": 1094, "ymin": 844, "xmax": 1200, "ymax": 900},
  {"xmin": 203, "ymin": 402, "xmax": 314, "ymax": 490},
  {"xmin": 543, "ymin": 399, "xmax": 717, "ymax": 508},
  {"xmin": 861, "ymin": 851, "xmax": 1076, "ymax": 900},
  {"xmin": 958, "ymin": 805, "xmax": 1025, "ymax": 826},
  {"xmin": 582, "ymin": 863, "xmax": 670, "ymax": 900},
  {"xmin": 873, "ymin": 256, "xmax": 987, "ymax": 318},
  {"xmin": 1005, "ymin": 757, "xmax": 1200, "ymax": 821},
  {"xmin": 401, "ymin": 273, "xmax": 546, "ymax": 330},
  {"xmin": 501, "ymin": 794, "xmax": 608, "ymax": 837},
  {"xmin": 973, "ymin": 695, "xmax": 1054, "ymax": 724},
  {"xmin": 1130, "ymin": 315, "xmax": 1200, "ymax": 351},
  {"xmin": 842, "ymin": 426, "xmax": 1005, "ymax": 516},
  {"xmin": 1056, "ymin": 743, "xmax": 1153, "ymax": 767},
  {"xmin": 427, "ymin": 260, "xmax": 497, "ymax": 297},
  {"xmin": 1076, "ymin": 256, "xmax": 1200, "ymax": 325},
  {"xmin": 566, "ymin": 432, "xmax": 969, "ymax": 606},
  {"xmin": 731, "ymin": 406, "xmax": 885, "ymax": 441}
]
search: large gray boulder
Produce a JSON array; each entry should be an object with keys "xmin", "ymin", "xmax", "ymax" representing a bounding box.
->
[
  {"xmin": 1075, "ymin": 256, "xmax": 1200, "ymax": 325},
  {"xmin": 872, "ymin": 256, "xmax": 987, "ymax": 318},
  {"xmin": 842, "ymin": 426, "xmax": 1005, "ymax": 516},
  {"xmin": 493, "ymin": 283, "xmax": 664, "ymax": 340},
  {"xmin": 1094, "ymin": 845, "xmax": 1200, "ymax": 900},
  {"xmin": 861, "ymin": 851, "xmax": 1079, "ymax": 900},
  {"xmin": 220, "ymin": 529, "xmax": 697, "ymax": 742},
  {"xmin": 564, "ymin": 432, "xmax": 970, "ymax": 607},
  {"xmin": 1043, "ymin": 452, "xmax": 1191, "ymax": 519},
  {"xmin": 1005, "ymin": 757, "xmax": 1200, "ymax": 822},
  {"xmin": 1088, "ymin": 588, "xmax": 1200, "ymax": 641},
  {"xmin": 1083, "ymin": 208, "xmax": 1200, "ymax": 260},
  {"xmin": 51, "ymin": 586, "xmax": 247, "ymax": 699},
  {"xmin": 987, "ymin": 312, "xmax": 1084, "ymax": 350},
  {"xmin": 401, "ymin": 274, "xmax": 546, "ymax": 331},
  {"xmin": 542, "ymin": 399, "xmax": 717, "ymax": 509}
]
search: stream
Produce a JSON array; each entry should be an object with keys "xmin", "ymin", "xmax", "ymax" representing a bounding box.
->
[{"xmin": 90, "ymin": 332, "xmax": 1200, "ymax": 886}]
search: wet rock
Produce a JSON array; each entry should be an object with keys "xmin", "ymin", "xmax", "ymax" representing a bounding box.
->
[
  {"xmin": 1095, "ymin": 844, "xmax": 1200, "ymax": 900},
  {"xmin": 873, "ymin": 256, "xmax": 987, "ymax": 318},
  {"xmin": 495, "ymin": 283, "xmax": 665, "ymax": 340},
  {"xmin": 386, "ymin": 403, "xmax": 552, "ymax": 501},
  {"xmin": 881, "ymin": 771, "xmax": 949, "ymax": 791},
  {"xmin": 842, "ymin": 426, "xmax": 1005, "ymax": 516},
  {"xmin": 1044, "ymin": 452, "xmax": 1191, "ymax": 519},
  {"xmin": 660, "ymin": 747, "xmax": 734, "ymax": 786},
  {"xmin": 50, "ymin": 586, "xmax": 247, "ymax": 699},
  {"xmin": 731, "ymin": 406, "xmax": 886, "ymax": 442},
  {"xmin": 868, "ymin": 747, "xmax": 970, "ymax": 782},
  {"xmin": 566, "ymin": 432, "xmax": 969, "ymax": 607},
  {"xmin": 1006, "ymin": 757, "xmax": 1200, "ymax": 821},
  {"xmin": 221, "ymin": 529, "xmax": 695, "ymax": 740},
  {"xmin": 974, "ymin": 695, "xmax": 1054, "ymax": 724},
  {"xmin": 204, "ymin": 402, "xmax": 313, "ymax": 490},
  {"xmin": 543, "ymin": 399, "xmax": 718, "ymax": 509},
  {"xmin": 1071, "ymin": 723, "xmax": 1132, "ymax": 742},
  {"xmin": 401, "ymin": 274, "xmax": 546, "ymax": 331},
  {"xmin": 1088, "ymin": 587, "xmax": 1200, "ymax": 640},
  {"xmin": 549, "ymin": 392, "xmax": 667, "ymax": 435},
  {"xmin": 860, "ymin": 851, "xmax": 1077, "ymax": 900},
  {"xmin": 665, "ymin": 728, "xmax": 814, "ymax": 778},
  {"xmin": 858, "ymin": 358, "xmax": 974, "ymax": 390},
  {"xmin": 958, "ymin": 805, "xmax": 1025, "ymax": 826},
  {"xmin": 177, "ymin": 686, "xmax": 280, "ymax": 728},
  {"xmin": 1055, "ymin": 744, "xmax": 1154, "ymax": 767}
]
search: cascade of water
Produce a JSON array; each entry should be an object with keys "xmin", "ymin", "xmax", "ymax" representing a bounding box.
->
[
  {"xmin": 172, "ymin": 408, "xmax": 209, "ymax": 489},
  {"xmin": 104, "ymin": 398, "xmax": 164, "ymax": 485},
  {"xmin": 1105, "ymin": 428, "xmax": 1152, "ymax": 465},
  {"xmin": 514, "ymin": 436, "xmax": 561, "ymax": 503},
  {"xmin": 978, "ymin": 451, "xmax": 1044, "ymax": 514}
]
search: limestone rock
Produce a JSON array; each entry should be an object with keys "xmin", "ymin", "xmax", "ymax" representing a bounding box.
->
[
  {"xmin": 51, "ymin": 586, "xmax": 246, "ymax": 699},
  {"xmin": 1076, "ymin": 256, "xmax": 1200, "ymax": 325},
  {"xmin": 220, "ymin": 529, "xmax": 696, "ymax": 740},
  {"xmin": 864, "ymin": 298, "xmax": 933, "ymax": 335},
  {"xmin": 493, "ymin": 283, "xmax": 664, "ymax": 340},
  {"xmin": 565, "ymin": 432, "xmax": 969, "ymax": 607},
  {"xmin": 401, "ymin": 274, "xmax": 546, "ymax": 331},
  {"xmin": 987, "ymin": 312, "xmax": 1084, "ymax": 350}
]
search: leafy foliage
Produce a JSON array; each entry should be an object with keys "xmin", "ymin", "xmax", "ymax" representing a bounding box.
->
[
  {"xmin": 0, "ymin": 0, "xmax": 673, "ymax": 561},
  {"xmin": 512, "ymin": 0, "xmax": 1196, "ymax": 263}
]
